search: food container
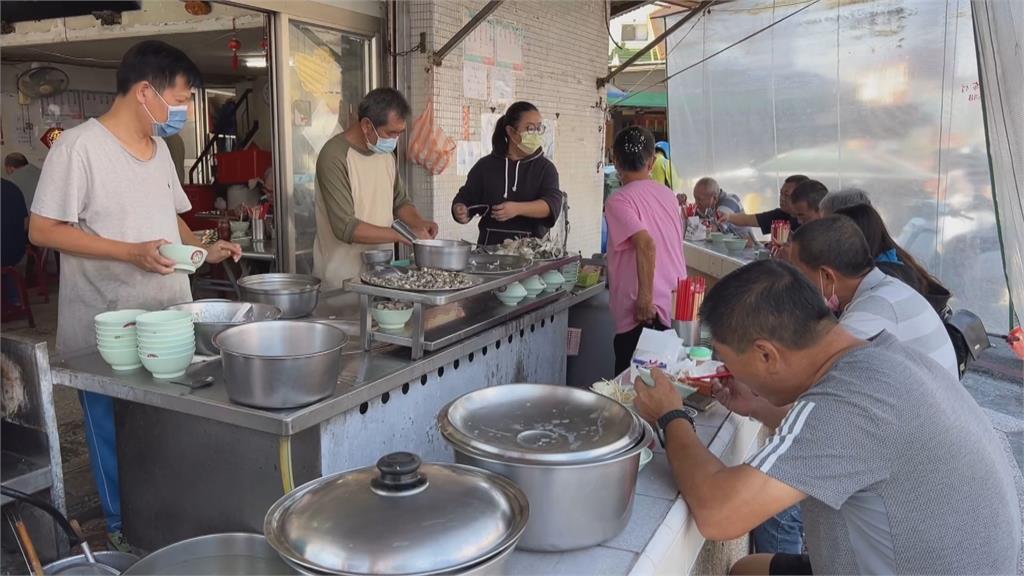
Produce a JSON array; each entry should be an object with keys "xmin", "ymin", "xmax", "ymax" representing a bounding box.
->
[
  {"xmin": 122, "ymin": 533, "xmax": 293, "ymax": 575},
  {"xmin": 724, "ymin": 237, "xmax": 748, "ymax": 252},
  {"xmin": 264, "ymin": 452, "xmax": 528, "ymax": 576},
  {"xmin": 689, "ymin": 346, "xmax": 713, "ymax": 365},
  {"xmin": 439, "ymin": 384, "xmax": 654, "ymax": 551},
  {"xmin": 370, "ymin": 300, "xmax": 413, "ymax": 331},
  {"xmin": 413, "ymin": 239, "xmax": 472, "ymax": 271},
  {"xmin": 361, "ymin": 248, "xmax": 394, "ymax": 270},
  {"xmin": 494, "ymin": 281, "xmax": 527, "ymax": 306},
  {"xmin": 166, "ymin": 301, "xmax": 282, "ymax": 356},
  {"xmin": 213, "ymin": 321, "xmax": 347, "ymax": 408},
  {"xmin": 238, "ymin": 274, "xmax": 321, "ymax": 319}
]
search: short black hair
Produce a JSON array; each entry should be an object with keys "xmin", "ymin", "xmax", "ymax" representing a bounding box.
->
[
  {"xmin": 790, "ymin": 179, "xmax": 828, "ymax": 209},
  {"xmin": 358, "ymin": 88, "xmax": 411, "ymax": 127},
  {"xmin": 784, "ymin": 174, "xmax": 809, "ymax": 185},
  {"xmin": 4, "ymin": 153, "xmax": 28, "ymax": 169},
  {"xmin": 791, "ymin": 215, "xmax": 875, "ymax": 277},
  {"xmin": 491, "ymin": 101, "xmax": 539, "ymax": 155},
  {"xmin": 116, "ymin": 40, "xmax": 202, "ymax": 95},
  {"xmin": 700, "ymin": 260, "xmax": 836, "ymax": 352},
  {"xmin": 613, "ymin": 126, "xmax": 656, "ymax": 172}
]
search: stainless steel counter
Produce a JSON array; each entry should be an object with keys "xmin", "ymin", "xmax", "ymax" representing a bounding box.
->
[
  {"xmin": 683, "ymin": 239, "xmax": 758, "ymax": 279},
  {"xmin": 52, "ymin": 283, "xmax": 606, "ymax": 436}
]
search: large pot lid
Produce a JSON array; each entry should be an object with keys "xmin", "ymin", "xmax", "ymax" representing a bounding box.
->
[
  {"xmin": 439, "ymin": 384, "xmax": 644, "ymax": 464},
  {"xmin": 264, "ymin": 452, "xmax": 528, "ymax": 576}
]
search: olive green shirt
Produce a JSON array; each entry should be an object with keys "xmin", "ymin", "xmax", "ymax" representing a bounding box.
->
[{"xmin": 314, "ymin": 133, "xmax": 411, "ymax": 243}]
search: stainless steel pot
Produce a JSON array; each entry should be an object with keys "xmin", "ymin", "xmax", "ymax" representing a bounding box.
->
[
  {"xmin": 213, "ymin": 321, "xmax": 347, "ymax": 408},
  {"xmin": 439, "ymin": 384, "xmax": 654, "ymax": 551},
  {"xmin": 412, "ymin": 239, "xmax": 472, "ymax": 271},
  {"xmin": 264, "ymin": 452, "xmax": 528, "ymax": 576},
  {"xmin": 121, "ymin": 533, "xmax": 296, "ymax": 575},
  {"xmin": 43, "ymin": 552, "xmax": 139, "ymax": 575},
  {"xmin": 166, "ymin": 301, "xmax": 282, "ymax": 355},
  {"xmin": 237, "ymin": 274, "xmax": 321, "ymax": 319}
]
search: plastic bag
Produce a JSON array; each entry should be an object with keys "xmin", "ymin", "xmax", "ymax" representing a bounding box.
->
[{"xmin": 408, "ymin": 97, "xmax": 455, "ymax": 175}]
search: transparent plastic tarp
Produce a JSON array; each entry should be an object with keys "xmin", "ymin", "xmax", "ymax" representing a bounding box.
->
[{"xmin": 666, "ymin": 0, "xmax": 1009, "ymax": 332}]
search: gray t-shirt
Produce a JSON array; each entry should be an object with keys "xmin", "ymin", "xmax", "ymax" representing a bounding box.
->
[
  {"xmin": 32, "ymin": 119, "xmax": 193, "ymax": 355},
  {"xmin": 747, "ymin": 332, "xmax": 1021, "ymax": 574}
]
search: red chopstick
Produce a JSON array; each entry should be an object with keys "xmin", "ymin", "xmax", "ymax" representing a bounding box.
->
[{"xmin": 685, "ymin": 371, "xmax": 732, "ymax": 381}]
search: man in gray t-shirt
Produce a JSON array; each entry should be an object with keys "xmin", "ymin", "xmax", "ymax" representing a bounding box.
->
[{"xmin": 632, "ymin": 260, "xmax": 1020, "ymax": 575}]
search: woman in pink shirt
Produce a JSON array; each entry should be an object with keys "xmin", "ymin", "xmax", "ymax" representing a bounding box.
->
[{"xmin": 604, "ymin": 127, "xmax": 687, "ymax": 374}]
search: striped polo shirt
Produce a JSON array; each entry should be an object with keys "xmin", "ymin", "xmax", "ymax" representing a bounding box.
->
[{"xmin": 840, "ymin": 267, "xmax": 958, "ymax": 378}]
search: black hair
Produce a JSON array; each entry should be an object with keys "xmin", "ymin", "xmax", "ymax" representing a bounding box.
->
[
  {"xmin": 835, "ymin": 203, "xmax": 941, "ymax": 290},
  {"xmin": 4, "ymin": 153, "xmax": 28, "ymax": 168},
  {"xmin": 358, "ymin": 88, "xmax": 411, "ymax": 127},
  {"xmin": 612, "ymin": 126, "xmax": 656, "ymax": 172},
  {"xmin": 790, "ymin": 179, "xmax": 828, "ymax": 209},
  {"xmin": 784, "ymin": 174, "xmax": 809, "ymax": 185},
  {"xmin": 791, "ymin": 215, "xmax": 874, "ymax": 277},
  {"xmin": 700, "ymin": 260, "xmax": 836, "ymax": 352},
  {"xmin": 491, "ymin": 101, "xmax": 539, "ymax": 155},
  {"xmin": 116, "ymin": 40, "xmax": 202, "ymax": 95}
]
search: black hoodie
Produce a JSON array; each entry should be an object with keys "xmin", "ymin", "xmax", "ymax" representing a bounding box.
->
[{"xmin": 452, "ymin": 149, "xmax": 562, "ymax": 246}]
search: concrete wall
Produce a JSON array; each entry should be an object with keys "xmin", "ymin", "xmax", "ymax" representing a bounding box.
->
[{"xmin": 404, "ymin": 0, "xmax": 608, "ymax": 256}]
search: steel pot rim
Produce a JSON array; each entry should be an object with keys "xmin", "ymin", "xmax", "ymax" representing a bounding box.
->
[
  {"xmin": 263, "ymin": 461, "xmax": 529, "ymax": 576},
  {"xmin": 213, "ymin": 322, "xmax": 347, "ymax": 360},
  {"xmin": 443, "ymin": 414, "xmax": 655, "ymax": 469},
  {"xmin": 166, "ymin": 302, "xmax": 283, "ymax": 326},
  {"xmin": 238, "ymin": 273, "xmax": 322, "ymax": 294}
]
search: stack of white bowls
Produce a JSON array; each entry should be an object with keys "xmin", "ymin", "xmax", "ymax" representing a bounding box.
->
[
  {"xmin": 95, "ymin": 310, "xmax": 147, "ymax": 371},
  {"xmin": 561, "ymin": 260, "xmax": 580, "ymax": 288},
  {"xmin": 135, "ymin": 310, "xmax": 196, "ymax": 379}
]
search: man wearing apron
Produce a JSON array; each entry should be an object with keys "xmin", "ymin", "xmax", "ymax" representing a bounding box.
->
[{"xmin": 313, "ymin": 88, "xmax": 437, "ymax": 290}]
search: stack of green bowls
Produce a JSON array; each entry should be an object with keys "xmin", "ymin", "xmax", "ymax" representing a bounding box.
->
[
  {"xmin": 135, "ymin": 310, "xmax": 196, "ymax": 379},
  {"xmin": 95, "ymin": 310, "xmax": 147, "ymax": 371},
  {"xmin": 561, "ymin": 259, "xmax": 580, "ymax": 287}
]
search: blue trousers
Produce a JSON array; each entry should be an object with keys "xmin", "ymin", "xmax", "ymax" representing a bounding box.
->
[
  {"xmin": 751, "ymin": 504, "xmax": 803, "ymax": 554},
  {"xmin": 79, "ymin": 391, "xmax": 122, "ymax": 532}
]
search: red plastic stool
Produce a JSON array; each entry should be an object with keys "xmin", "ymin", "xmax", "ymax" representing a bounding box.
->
[{"xmin": 1, "ymin": 266, "xmax": 35, "ymax": 327}]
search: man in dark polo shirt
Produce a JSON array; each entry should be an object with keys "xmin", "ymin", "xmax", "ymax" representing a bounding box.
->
[{"xmin": 719, "ymin": 174, "xmax": 807, "ymax": 234}]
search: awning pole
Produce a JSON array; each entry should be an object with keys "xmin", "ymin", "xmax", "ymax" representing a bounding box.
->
[
  {"xmin": 430, "ymin": 0, "xmax": 505, "ymax": 67},
  {"xmin": 597, "ymin": 1, "xmax": 712, "ymax": 89}
]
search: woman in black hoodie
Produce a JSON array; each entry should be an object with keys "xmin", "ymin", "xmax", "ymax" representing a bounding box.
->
[{"xmin": 452, "ymin": 101, "xmax": 563, "ymax": 246}]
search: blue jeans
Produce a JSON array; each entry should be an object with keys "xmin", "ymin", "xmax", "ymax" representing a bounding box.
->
[
  {"xmin": 79, "ymin": 391, "xmax": 122, "ymax": 532},
  {"xmin": 751, "ymin": 504, "xmax": 803, "ymax": 554}
]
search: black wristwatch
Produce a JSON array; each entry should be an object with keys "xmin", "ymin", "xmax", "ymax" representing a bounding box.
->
[{"xmin": 656, "ymin": 408, "xmax": 696, "ymax": 448}]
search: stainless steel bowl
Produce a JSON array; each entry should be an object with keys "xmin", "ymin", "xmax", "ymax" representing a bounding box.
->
[
  {"xmin": 121, "ymin": 533, "xmax": 295, "ymax": 575},
  {"xmin": 413, "ymin": 239, "xmax": 472, "ymax": 271},
  {"xmin": 166, "ymin": 301, "xmax": 282, "ymax": 355},
  {"xmin": 361, "ymin": 248, "xmax": 394, "ymax": 268},
  {"xmin": 213, "ymin": 321, "xmax": 347, "ymax": 409},
  {"xmin": 237, "ymin": 274, "xmax": 321, "ymax": 319}
]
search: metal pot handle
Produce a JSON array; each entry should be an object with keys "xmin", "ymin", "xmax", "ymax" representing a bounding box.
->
[{"xmin": 370, "ymin": 452, "xmax": 428, "ymax": 496}]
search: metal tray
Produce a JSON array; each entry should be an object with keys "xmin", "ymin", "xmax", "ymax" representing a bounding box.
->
[
  {"xmin": 359, "ymin": 268, "xmax": 484, "ymax": 292},
  {"xmin": 464, "ymin": 254, "xmax": 531, "ymax": 275}
]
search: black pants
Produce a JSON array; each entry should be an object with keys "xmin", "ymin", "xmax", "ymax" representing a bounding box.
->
[{"xmin": 613, "ymin": 319, "xmax": 669, "ymax": 375}]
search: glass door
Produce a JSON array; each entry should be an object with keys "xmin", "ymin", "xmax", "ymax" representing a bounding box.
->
[{"xmin": 274, "ymin": 18, "xmax": 374, "ymax": 274}]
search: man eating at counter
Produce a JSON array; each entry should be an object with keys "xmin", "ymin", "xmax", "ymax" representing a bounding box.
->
[
  {"xmin": 692, "ymin": 177, "xmax": 754, "ymax": 240},
  {"xmin": 28, "ymin": 40, "xmax": 242, "ymax": 551},
  {"xmin": 313, "ymin": 88, "xmax": 438, "ymax": 290},
  {"xmin": 787, "ymin": 179, "xmax": 827, "ymax": 225},
  {"xmin": 631, "ymin": 260, "xmax": 1020, "ymax": 575},
  {"xmin": 718, "ymin": 174, "xmax": 808, "ymax": 235}
]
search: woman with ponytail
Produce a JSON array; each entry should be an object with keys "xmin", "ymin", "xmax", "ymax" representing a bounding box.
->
[{"xmin": 452, "ymin": 101, "xmax": 563, "ymax": 245}]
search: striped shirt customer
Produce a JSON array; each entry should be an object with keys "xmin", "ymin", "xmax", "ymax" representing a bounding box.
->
[{"xmin": 789, "ymin": 215, "xmax": 957, "ymax": 379}]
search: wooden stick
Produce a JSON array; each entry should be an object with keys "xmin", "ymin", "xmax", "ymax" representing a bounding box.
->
[{"xmin": 14, "ymin": 516, "xmax": 43, "ymax": 576}]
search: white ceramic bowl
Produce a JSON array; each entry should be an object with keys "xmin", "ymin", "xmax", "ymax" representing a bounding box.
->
[
  {"xmin": 140, "ymin": 350, "xmax": 195, "ymax": 379},
  {"xmin": 370, "ymin": 306, "xmax": 413, "ymax": 331},
  {"xmin": 97, "ymin": 346, "xmax": 142, "ymax": 371},
  {"xmin": 94, "ymin": 309, "xmax": 148, "ymax": 329}
]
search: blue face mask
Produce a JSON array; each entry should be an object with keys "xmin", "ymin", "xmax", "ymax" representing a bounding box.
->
[
  {"xmin": 367, "ymin": 123, "xmax": 399, "ymax": 155},
  {"xmin": 144, "ymin": 88, "xmax": 188, "ymax": 138}
]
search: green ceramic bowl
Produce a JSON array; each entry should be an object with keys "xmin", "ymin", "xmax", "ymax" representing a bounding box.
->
[
  {"xmin": 496, "ymin": 294, "xmax": 525, "ymax": 306},
  {"xmin": 709, "ymin": 232, "xmax": 726, "ymax": 243},
  {"xmin": 140, "ymin": 350, "xmax": 194, "ymax": 379},
  {"xmin": 136, "ymin": 326, "xmax": 195, "ymax": 341},
  {"xmin": 136, "ymin": 310, "xmax": 193, "ymax": 325},
  {"xmin": 541, "ymin": 270, "xmax": 565, "ymax": 292},
  {"xmin": 724, "ymin": 238, "xmax": 748, "ymax": 252},
  {"xmin": 370, "ymin": 307, "xmax": 413, "ymax": 331},
  {"xmin": 94, "ymin": 309, "xmax": 148, "ymax": 329},
  {"xmin": 137, "ymin": 336, "xmax": 195, "ymax": 352},
  {"xmin": 138, "ymin": 343, "xmax": 195, "ymax": 359},
  {"xmin": 158, "ymin": 244, "xmax": 208, "ymax": 269},
  {"xmin": 95, "ymin": 328, "xmax": 137, "ymax": 340},
  {"xmin": 97, "ymin": 335, "xmax": 137, "ymax": 349},
  {"xmin": 97, "ymin": 346, "xmax": 142, "ymax": 371},
  {"xmin": 522, "ymin": 275, "xmax": 546, "ymax": 298}
]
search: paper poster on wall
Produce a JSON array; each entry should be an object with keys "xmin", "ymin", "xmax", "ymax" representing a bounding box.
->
[
  {"xmin": 463, "ymin": 10, "xmax": 495, "ymax": 65},
  {"xmin": 463, "ymin": 61, "xmax": 488, "ymax": 101},
  {"xmin": 493, "ymin": 19, "xmax": 524, "ymax": 71},
  {"xmin": 543, "ymin": 119, "xmax": 557, "ymax": 160},
  {"xmin": 480, "ymin": 112, "xmax": 502, "ymax": 153},
  {"xmin": 457, "ymin": 140, "xmax": 484, "ymax": 176},
  {"xmin": 462, "ymin": 106, "xmax": 472, "ymax": 140},
  {"xmin": 489, "ymin": 68, "xmax": 515, "ymax": 106}
]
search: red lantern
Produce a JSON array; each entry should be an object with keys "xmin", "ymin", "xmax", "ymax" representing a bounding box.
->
[
  {"xmin": 40, "ymin": 126, "xmax": 64, "ymax": 149},
  {"xmin": 228, "ymin": 36, "xmax": 242, "ymax": 70}
]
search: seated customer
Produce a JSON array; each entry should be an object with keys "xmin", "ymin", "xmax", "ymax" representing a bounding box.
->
[
  {"xmin": 819, "ymin": 187, "xmax": 870, "ymax": 215},
  {"xmin": 604, "ymin": 126, "xmax": 686, "ymax": 374},
  {"xmin": 788, "ymin": 179, "xmax": 827, "ymax": 225},
  {"xmin": 790, "ymin": 216, "xmax": 957, "ymax": 378},
  {"xmin": 693, "ymin": 177, "xmax": 754, "ymax": 239},
  {"xmin": 835, "ymin": 203, "xmax": 951, "ymax": 313},
  {"xmin": 631, "ymin": 260, "xmax": 1020, "ymax": 575},
  {"xmin": 719, "ymin": 174, "xmax": 808, "ymax": 234}
]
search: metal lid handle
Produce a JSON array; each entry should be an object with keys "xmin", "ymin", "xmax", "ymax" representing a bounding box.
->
[{"xmin": 371, "ymin": 452, "xmax": 428, "ymax": 495}]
